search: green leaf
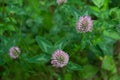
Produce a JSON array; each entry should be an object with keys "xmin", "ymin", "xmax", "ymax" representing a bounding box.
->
[
  {"xmin": 67, "ymin": 61, "xmax": 82, "ymax": 71},
  {"xmin": 54, "ymin": 36, "xmax": 71, "ymax": 49},
  {"xmin": 92, "ymin": 0, "xmax": 104, "ymax": 8},
  {"xmin": 103, "ymin": 30, "xmax": 120, "ymax": 40},
  {"xmin": 0, "ymin": 25, "xmax": 5, "ymax": 35},
  {"xmin": 0, "ymin": 29, "xmax": 4, "ymax": 35},
  {"xmin": 102, "ymin": 56, "xmax": 117, "ymax": 74},
  {"xmin": 90, "ymin": 6, "xmax": 100, "ymax": 12},
  {"xmin": 36, "ymin": 36, "xmax": 53, "ymax": 53},
  {"xmin": 0, "ymin": 35, "xmax": 18, "ymax": 55},
  {"xmin": 26, "ymin": 54, "xmax": 50, "ymax": 63},
  {"xmin": 7, "ymin": 25, "xmax": 15, "ymax": 31},
  {"xmin": 98, "ymin": 37, "xmax": 115, "ymax": 56},
  {"xmin": 80, "ymin": 40, "xmax": 86, "ymax": 50},
  {"xmin": 103, "ymin": 0, "xmax": 109, "ymax": 10},
  {"xmin": 109, "ymin": 74, "xmax": 120, "ymax": 80},
  {"xmin": 79, "ymin": 65, "xmax": 98, "ymax": 79},
  {"xmin": 0, "ymin": 58, "xmax": 4, "ymax": 65}
]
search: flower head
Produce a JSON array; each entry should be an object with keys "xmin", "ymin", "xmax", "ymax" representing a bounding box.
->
[
  {"xmin": 57, "ymin": 0, "xmax": 67, "ymax": 5},
  {"xmin": 51, "ymin": 50, "xmax": 69, "ymax": 68},
  {"xmin": 9, "ymin": 46, "xmax": 21, "ymax": 59},
  {"xmin": 76, "ymin": 16, "xmax": 93, "ymax": 33}
]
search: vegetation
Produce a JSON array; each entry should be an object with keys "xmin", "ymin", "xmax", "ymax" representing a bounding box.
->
[{"xmin": 0, "ymin": 0, "xmax": 120, "ymax": 80}]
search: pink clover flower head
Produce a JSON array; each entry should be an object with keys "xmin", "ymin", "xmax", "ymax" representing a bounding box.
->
[
  {"xmin": 9, "ymin": 46, "xmax": 21, "ymax": 59},
  {"xmin": 57, "ymin": 0, "xmax": 67, "ymax": 5},
  {"xmin": 76, "ymin": 16, "xmax": 93, "ymax": 33},
  {"xmin": 51, "ymin": 50, "xmax": 69, "ymax": 68}
]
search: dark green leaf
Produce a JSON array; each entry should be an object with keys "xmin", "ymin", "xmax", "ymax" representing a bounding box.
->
[
  {"xmin": 67, "ymin": 61, "xmax": 82, "ymax": 71},
  {"xmin": 92, "ymin": 0, "xmax": 104, "ymax": 8},
  {"xmin": 54, "ymin": 36, "xmax": 72, "ymax": 49},
  {"xmin": 26, "ymin": 54, "xmax": 50, "ymax": 63},
  {"xmin": 36, "ymin": 36, "xmax": 53, "ymax": 53},
  {"xmin": 98, "ymin": 37, "xmax": 115, "ymax": 56}
]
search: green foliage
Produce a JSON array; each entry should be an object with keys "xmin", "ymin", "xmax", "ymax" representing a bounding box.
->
[
  {"xmin": 26, "ymin": 54, "xmax": 50, "ymax": 64},
  {"xmin": 64, "ymin": 73, "xmax": 72, "ymax": 80},
  {"xmin": 67, "ymin": 61, "xmax": 82, "ymax": 71},
  {"xmin": 92, "ymin": 0, "xmax": 104, "ymax": 8},
  {"xmin": 102, "ymin": 56, "xmax": 117, "ymax": 74},
  {"xmin": 98, "ymin": 37, "xmax": 115, "ymax": 56},
  {"xmin": 36, "ymin": 36, "xmax": 53, "ymax": 54},
  {"xmin": 103, "ymin": 30, "xmax": 120, "ymax": 40},
  {"xmin": 0, "ymin": 0, "xmax": 120, "ymax": 80},
  {"xmin": 109, "ymin": 75, "xmax": 120, "ymax": 80},
  {"xmin": 79, "ymin": 65, "xmax": 98, "ymax": 79},
  {"xmin": 54, "ymin": 35, "xmax": 72, "ymax": 49}
]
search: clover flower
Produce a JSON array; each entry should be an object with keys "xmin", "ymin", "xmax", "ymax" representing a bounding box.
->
[
  {"xmin": 9, "ymin": 46, "xmax": 21, "ymax": 59},
  {"xmin": 51, "ymin": 50, "xmax": 69, "ymax": 68},
  {"xmin": 57, "ymin": 0, "xmax": 67, "ymax": 5},
  {"xmin": 76, "ymin": 16, "xmax": 93, "ymax": 33}
]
